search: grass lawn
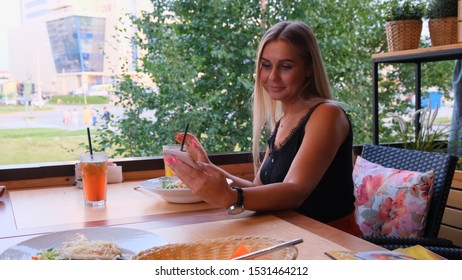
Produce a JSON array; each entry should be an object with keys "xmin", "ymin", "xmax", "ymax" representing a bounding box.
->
[
  {"xmin": 434, "ymin": 117, "xmax": 451, "ymax": 124},
  {"xmin": 0, "ymin": 128, "xmax": 89, "ymax": 164},
  {"xmin": 0, "ymin": 95, "xmax": 108, "ymax": 115},
  {"xmin": 0, "ymin": 105, "xmax": 53, "ymax": 114},
  {"xmin": 49, "ymin": 95, "xmax": 109, "ymax": 105},
  {"xmin": 1, "ymin": 97, "xmax": 114, "ymax": 165}
]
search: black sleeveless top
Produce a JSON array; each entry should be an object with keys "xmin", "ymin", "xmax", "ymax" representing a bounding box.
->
[{"xmin": 259, "ymin": 103, "xmax": 356, "ymax": 223}]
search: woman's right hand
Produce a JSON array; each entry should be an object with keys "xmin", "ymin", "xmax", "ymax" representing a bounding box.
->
[{"xmin": 175, "ymin": 132, "xmax": 210, "ymax": 164}]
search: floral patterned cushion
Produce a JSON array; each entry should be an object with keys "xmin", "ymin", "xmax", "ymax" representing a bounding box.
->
[{"xmin": 353, "ymin": 156, "xmax": 435, "ymax": 237}]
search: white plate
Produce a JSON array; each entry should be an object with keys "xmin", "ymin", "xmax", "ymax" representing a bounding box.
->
[
  {"xmin": 138, "ymin": 176, "xmax": 232, "ymax": 204},
  {"xmin": 0, "ymin": 227, "xmax": 168, "ymax": 260}
]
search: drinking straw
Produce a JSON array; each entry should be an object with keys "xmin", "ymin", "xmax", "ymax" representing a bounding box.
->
[
  {"xmin": 180, "ymin": 123, "xmax": 189, "ymax": 152},
  {"xmin": 87, "ymin": 127, "xmax": 94, "ymax": 159}
]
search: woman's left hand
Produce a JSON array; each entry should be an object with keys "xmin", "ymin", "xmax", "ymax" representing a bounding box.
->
[{"xmin": 165, "ymin": 157, "xmax": 234, "ymax": 208}]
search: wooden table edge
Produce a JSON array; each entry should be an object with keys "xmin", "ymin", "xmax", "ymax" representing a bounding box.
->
[{"xmin": 273, "ymin": 211, "xmax": 385, "ymax": 252}]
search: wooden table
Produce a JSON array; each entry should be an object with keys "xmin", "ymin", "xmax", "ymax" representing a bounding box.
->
[{"xmin": 0, "ymin": 180, "xmax": 384, "ymax": 259}]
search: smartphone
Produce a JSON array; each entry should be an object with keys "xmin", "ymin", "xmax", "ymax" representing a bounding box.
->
[{"xmin": 163, "ymin": 149, "xmax": 199, "ymax": 168}]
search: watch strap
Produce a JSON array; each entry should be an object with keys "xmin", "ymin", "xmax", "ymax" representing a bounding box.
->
[{"xmin": 231, "ymin": 186, "xmax": 244, "ymax": 206}]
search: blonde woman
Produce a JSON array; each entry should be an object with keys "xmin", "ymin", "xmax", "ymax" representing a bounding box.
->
[{"xmin": 166, "ymin": 21, "xmax": 361, "ymax": 237}]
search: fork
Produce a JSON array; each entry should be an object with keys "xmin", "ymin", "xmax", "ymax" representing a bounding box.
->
[{"xmin": 232, "ymin": 238, "xmax": 303, "ymax": 260}]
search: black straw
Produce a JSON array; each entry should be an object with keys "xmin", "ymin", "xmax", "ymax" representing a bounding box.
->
[
  {"xmin": 87, "ymin": 127, "xmax": 94, "ymax": 158},
  {"xmin": 180, "ymin": 123, "xmax": 189, "ymax": 152}
]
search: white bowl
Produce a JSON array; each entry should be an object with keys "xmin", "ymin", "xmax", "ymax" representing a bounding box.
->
[{"xmin": 138, "ymin": 176, "xmax": 232, "ymax": 204}]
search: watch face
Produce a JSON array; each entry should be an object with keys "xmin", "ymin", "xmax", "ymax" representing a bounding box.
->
[{"xmin": 227, "ymin": 204, "xmax": 244, "ymax": 215}]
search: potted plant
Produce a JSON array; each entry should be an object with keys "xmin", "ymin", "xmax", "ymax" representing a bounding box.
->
[
  {"xmin": 426, "ymin": 0, "xmax": 458, "ymax": 46},
  {"xmin": 387, "ymin": 103, "xmax": 448, "ymax": 152},
  {"xmin": 384, "ymin": 0, "xmax": 426, "ymax": 52}
]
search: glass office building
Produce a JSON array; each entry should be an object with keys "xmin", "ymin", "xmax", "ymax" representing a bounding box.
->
[
  {"xmin": 7, "ymin": 0, "xmax": 151, "ymax": 95},
  {"xmin": 47, "ymin": 16, "xmax": 106, "ymax": 73}
]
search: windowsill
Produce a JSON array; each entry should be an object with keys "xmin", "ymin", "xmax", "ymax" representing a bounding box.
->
[{"xmin": 0, "ymin": 151, "xmax": 254, "ymax": 184}]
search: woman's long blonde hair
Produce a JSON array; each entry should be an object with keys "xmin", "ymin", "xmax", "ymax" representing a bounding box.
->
[{"xmin": 252, "ymin": 21, "xmax": 332, "ymax": 171}]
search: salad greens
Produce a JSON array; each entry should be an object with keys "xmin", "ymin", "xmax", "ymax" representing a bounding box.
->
[
  {"xmin": 33, "ymin": 248, "xmax": 64, "ymax": 260},
  {"xmin": 161, "ymin": 179, "xmax": 187, "ymax": 189}
]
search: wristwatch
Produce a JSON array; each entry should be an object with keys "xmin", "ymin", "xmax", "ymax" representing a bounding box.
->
[{"xmin": 227, "ymin": 186, "xmax": 245, "ymax": 215}]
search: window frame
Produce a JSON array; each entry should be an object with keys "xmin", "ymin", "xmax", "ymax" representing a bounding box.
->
[{"xmin": 0, "ymin": 152, "xmax": 254, "ymax": 182}]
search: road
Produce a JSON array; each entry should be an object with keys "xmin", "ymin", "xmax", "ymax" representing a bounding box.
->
[{"xmin": 0, "ymin": 104, "xmax": 124, "ymax": 130}]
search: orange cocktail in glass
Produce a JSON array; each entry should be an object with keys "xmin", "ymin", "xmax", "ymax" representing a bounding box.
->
[
  {"xmin": 162, "ymin": 144, "xmax": 180, "ymax": 177},
  {"xmin": 80, "ymin": 152, "xmax": 108, "ymax": 206}
]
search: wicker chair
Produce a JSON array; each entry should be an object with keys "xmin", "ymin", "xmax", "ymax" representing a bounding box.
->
[{"xmin": 359, "ymin": 144, "xmax": 462, "ymax": 260}]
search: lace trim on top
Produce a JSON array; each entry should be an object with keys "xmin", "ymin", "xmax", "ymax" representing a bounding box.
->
[{"xmin": 271, "ymin": 102, "xmax": 327, "ymax": 152}]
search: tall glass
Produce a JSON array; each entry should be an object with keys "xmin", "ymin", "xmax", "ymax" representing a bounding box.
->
[
  {"xmin": 80, "ymin": 152, "xmax": 108, "ymax": 206},
  {"xmin": 162, "ymin": 144, "xmax": 180, "ymax": 177}
]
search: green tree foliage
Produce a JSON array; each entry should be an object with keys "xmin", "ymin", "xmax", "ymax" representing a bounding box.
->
[
  {"xmin": 96, "ymin": 0, "xmax": 455, "ymax": 157},
  {"xmin": 97, "ymin": 0, "xmax": 263, "ymax": 157}
]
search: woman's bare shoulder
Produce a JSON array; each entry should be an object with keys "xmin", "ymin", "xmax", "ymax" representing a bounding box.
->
[
  {"xmin": 307, "ymin": 101, "xmax": 350, "ymax": 136},
  {"xmin": 312, "ymin": 101, "xmax": 347, "ymax": 118}
]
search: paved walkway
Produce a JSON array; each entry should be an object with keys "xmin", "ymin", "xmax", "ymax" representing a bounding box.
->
[
  {"xmin": 437, "ymin": 105, "xmax": 453, "ymax": 120},
  {"xmin": 0, "ymin": 104, "xmax": 124, "ymax": 130}
]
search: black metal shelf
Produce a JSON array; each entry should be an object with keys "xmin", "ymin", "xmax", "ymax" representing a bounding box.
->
[{"xmin": 372, "ymin": 44, "xmax": 462, "ymax": 144}]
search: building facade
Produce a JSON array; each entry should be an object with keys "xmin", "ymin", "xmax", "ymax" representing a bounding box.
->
[{"xmin": 8, "ymin": 0, "xmax": 151, "ymax": 96}]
